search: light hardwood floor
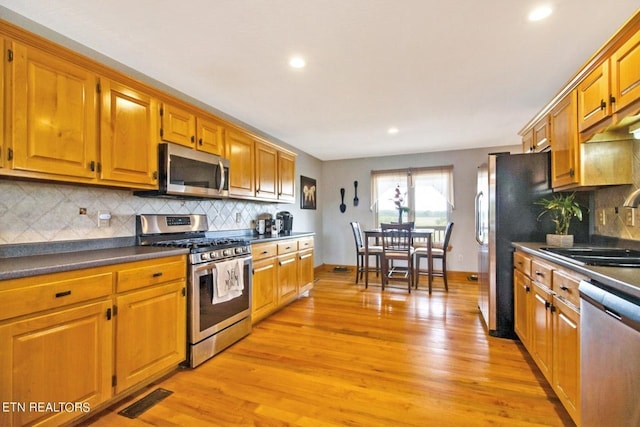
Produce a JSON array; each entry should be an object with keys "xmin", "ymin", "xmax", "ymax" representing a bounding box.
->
[{"xmin": 82, "ymin": 269, "xmax": 574, "ymax": 426}]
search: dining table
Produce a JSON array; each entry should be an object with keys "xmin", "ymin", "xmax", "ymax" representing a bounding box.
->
[{"xmin": 363, "ymin": 227, "xmax": 434, "ymax": 289}]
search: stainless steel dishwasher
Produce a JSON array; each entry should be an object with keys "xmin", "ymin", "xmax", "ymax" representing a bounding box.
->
[{"xmin": 579, "ymin": 280, "xmax": 640, "ymax": 427}]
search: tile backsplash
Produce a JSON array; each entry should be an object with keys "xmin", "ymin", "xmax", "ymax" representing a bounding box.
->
[
  {"xmin": 593, "ymin": 139, "xmax": 640, "ymax": 241},
  {"xmin": 0, "ymin": 180, "xmax": 279, "ymax": 245}
]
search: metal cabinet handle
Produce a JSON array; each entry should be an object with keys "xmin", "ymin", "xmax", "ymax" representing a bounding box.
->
[
  {"xmin": 55, "ymin": 290, "xmax": 72, "ymax": 298},
  {"xmin": 153, "ymin": 272, "xmax": 163, "ymax": 277}
]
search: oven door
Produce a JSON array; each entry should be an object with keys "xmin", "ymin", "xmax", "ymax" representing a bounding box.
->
[{"xmin": 188, "ymin": 255, "xmax": 252, "ymax": 345}]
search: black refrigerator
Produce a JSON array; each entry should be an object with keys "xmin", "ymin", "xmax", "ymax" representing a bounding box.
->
[{"xmin": 475, "ymin": 151, "xmax": 588, "ymax": 338}]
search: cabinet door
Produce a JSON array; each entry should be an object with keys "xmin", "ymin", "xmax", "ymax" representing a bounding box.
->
[
  {"xmin": 576, "ymin": 61, "xmax": 610, "ymax": 132},
  {"xmin": 251, "ymin": 257, "xmax": 277, "ymax": 323},
  {"xmin": 532, "ymin": 116, "xmax": 550, "ymax": 152},
  {"xmin": 100, "ymin": 78, "xmax": 158, "ymax": 187},
  {"xmin": 115, "ymin": 281, "xmax": 186, "ymax": 393},
  {"xmin": 611, "ymin": 29, "xmax": 640, "ymax": 113},
  {"xmin": 277, "ymin": 253, "xmax": 298, "ymax": 305},
  {"xmin": 531, "ymin": 282, "xmax": 553, "ymax": 382},
  {"xmin": 298, "ymin": 248, "xmax": 314, "ymax": 295},
  {"xmin": 225, "ymin": 129, "xmax": 255, "ymax": 197},
  {"xmin": 278, "ymin": 151, "xmax": 296, "ymax": 202},
  {"xmin": 196, "ymin": 116, "xmax": 225, "ymax": 156},
  {"xmin": 552, "ymin": 297, "xmax": 580, "ymax": 426},
  {"xmin": 0, "ymin": 300, "xmax": 112, "ymax": 427},
  {"xmin": 11, "ymin": 42, "xmax": 98, "ymax": 178},
  {"xmin": 160, "ymin": 102, "xmax": 195, "ymax": 148},
  {"xmin": 550, "ymin": 91, "xmax": 579, "ymax": 189},
  {"xmin": 513, "ymin": 269, "xmax": 532, "ymax": 351},
  {"xmin": 255, "ymin": 141, "xmax": 278, "ymax": 199}
]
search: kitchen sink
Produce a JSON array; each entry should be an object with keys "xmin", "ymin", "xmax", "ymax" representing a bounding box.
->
[{"xmin": 539, "ymin": 247, "xmax": 640, "ymax": 267}]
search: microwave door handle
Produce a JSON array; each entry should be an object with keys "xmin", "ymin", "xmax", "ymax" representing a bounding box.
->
[{"xmin": 218, "ymin": 160, "xmax": 225, "ymax": 194}]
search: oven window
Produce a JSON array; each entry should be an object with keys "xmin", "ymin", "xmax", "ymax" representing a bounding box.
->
[{"xmin": 198, "ymin": 263, "xmax": 250, "ymax": 333}]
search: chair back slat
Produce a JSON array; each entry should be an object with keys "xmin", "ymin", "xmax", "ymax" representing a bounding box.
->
[
  {"xmin": 350, "ymin": 221, "xmax": 365, "ymax": 250},
  {"xmin": 380, "ymin": 223, "xmax": 412, "ymax": 253}
]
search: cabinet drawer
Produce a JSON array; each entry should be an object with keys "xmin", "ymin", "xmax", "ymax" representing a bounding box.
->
[
  {"xmin": 552, "ymin": 270, "xmax": 581, "ymax": 307},
  {"xmin": 0, "ymin": 271, "xmax": 113, "ymax": 321},
  {"xmin": 252, "ymin": 242, "xmax": 278, "ymax": 261},
  {"xmin": 277, "ymin": 240, "xmax": 298, "ymax": 255},
  {"xmin": 514, "ymin": 251, "xmax": 531, "ymax": 276},
  {"xmin": 117, "ymin": 258, "xmax": 186, "ymax": 293},
  {"xmin": 531, "ymin": 259, "xmax": 553, "ymax": 288},
  {"xmin": 298, "ymin": 237, "xmax": 314, "ymax": 250}
]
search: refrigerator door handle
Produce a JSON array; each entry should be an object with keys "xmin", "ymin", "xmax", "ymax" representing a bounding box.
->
[{"xmin": 475, "ymin": 191, "xmax": 484, "ymax": 244}]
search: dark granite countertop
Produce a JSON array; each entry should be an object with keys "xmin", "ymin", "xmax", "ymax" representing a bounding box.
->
[
  {"xmin": 0, "ymin": 232, "xmax": 315, "ymax": 282},
  {"xmin": 0, "ymin": 246, "xmax": 189, "ymax": 281},
  {"xmin": 513, "ymin": 242, "xmax": 640, "ymax": 300}
]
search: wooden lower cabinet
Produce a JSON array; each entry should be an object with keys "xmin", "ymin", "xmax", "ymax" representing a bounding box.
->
[
  {"xmin": 277, "ymin": 252, "xmax": 298, "ymax": 305},
  {"xmin": 298, "ymin": 248, "xmax": 314, "ymax": 294},
  {"xmin": 0, "ymin": 299, "xmax": 113, "ymax": 427},
  {"xmin": 250, "ymin": 256, "xmax": 277, "ymax": 323},
  {"xmin": 531, "ymin": 281, "xmax": 554, "ymax": 382},
  {"xmin": 513, "ymin": 249, "xmax": 581, "ymax": 426},
  {"xmin": 251, "ymin": 236, "xmax": 314, "ymax": 324},
  {"xmin": 552, "ymin": 296, "xmax": 581, "ymax": 426},
  {"xmin": 0, "ymin": 254, "xmax": 186, "ymax": 427},
  {"xmin": 115, "ymin": 280, "xmax": 186, "ymax": 394},
  {"xmin": 513, "ymin": 269, "xmax": 532, "ymax": 350}
]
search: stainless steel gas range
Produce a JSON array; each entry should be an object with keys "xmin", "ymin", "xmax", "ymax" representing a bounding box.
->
[{"xmin": 136, "ymin": 214, "xmax": 252, "ymax": 368}]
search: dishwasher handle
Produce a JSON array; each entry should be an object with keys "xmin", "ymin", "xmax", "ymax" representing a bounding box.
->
[{"xmin": 579, "ymin": 280, "xmax": 640, "ymax": 333}]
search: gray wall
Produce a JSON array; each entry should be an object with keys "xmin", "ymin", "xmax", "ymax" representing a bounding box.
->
[{"xmin": 320, "ymin": 145, "xmax": 521, "ymax": 273}]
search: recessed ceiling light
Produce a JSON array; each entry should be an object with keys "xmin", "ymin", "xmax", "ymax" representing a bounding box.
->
[
  {"xmin": 528, "ymin": 5, "xmax": 552, "ymax": 21},
  {"xmin": 388, "ymin": 127, "xmax": 399, "ymax": 135},
  {"xmin": 289, "ymin": 56, "xmax": 306, "ymax": 69}
]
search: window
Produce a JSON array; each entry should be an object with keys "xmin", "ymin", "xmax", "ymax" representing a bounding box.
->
[{"xmin": 371, "ymin": 166, "xmax": 454, "ymax": 228}]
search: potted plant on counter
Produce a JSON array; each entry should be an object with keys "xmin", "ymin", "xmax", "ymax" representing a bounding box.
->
[{"xmin": 535, "ymin": 192, "xmax": 584, "ymax": 247}]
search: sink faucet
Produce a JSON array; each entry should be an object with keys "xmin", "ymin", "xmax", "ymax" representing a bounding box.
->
[{"xmin": 623, "ymin": 188, "xmax": 640, "ymax": 207}]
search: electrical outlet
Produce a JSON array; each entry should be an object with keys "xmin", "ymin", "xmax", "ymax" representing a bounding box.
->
[
  {"xmin": 625, "ymin": 208, "xmax": 636, "ymax": 227},
  {"xmin": 235, "ymin": 212, "xmax": 241, "ymax": 223},
  {"xmin": 597, "ymin": 209, "xmax": 606, "ymax": 226},
  {"xmin": 457, "ymin": 254, "xmax": 463, "ymax": 262},
  {"xmin": 98, "ymin": 211, "xmax": 111, "ymax": 228}
]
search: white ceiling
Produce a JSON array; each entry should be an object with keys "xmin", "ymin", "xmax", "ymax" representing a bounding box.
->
[{"xmin": 1, "ymin": 1, "xmax": 639, "ymax": 161}]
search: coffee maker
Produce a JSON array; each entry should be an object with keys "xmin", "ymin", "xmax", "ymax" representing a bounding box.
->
[{"xmin": 277, "ymin": 211, "xmax": 293, "ymax": 234}]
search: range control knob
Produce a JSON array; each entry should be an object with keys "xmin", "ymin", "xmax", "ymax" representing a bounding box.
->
[{"xmin": 201, "ymin": 252, "xmax": 210, "ymax": 261}]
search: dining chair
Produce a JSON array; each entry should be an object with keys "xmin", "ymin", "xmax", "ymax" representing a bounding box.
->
[
  {"xmin": 350, "ymin": 222, "xmax": 382, "ymax": 284},
  {"xmin": 380, "ymin": 222, "xmax": 414, "ymax": 292},
  {"xmin": 415, "ymin": 222, "xmax": 454, "ymax": 292}
]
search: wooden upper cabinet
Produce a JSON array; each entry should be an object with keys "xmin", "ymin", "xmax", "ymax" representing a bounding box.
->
[
  {"xmin": 550, "ymin": 91, "xmax": 579, "ymax": 188},
  {"xmin": 196, "ymin": 116, "xmax": 225, "ymax": 156},
  {"xmin": 533, "ymin": 116, "xmax": 550, "ymax": 152},
  {"xmin": 255, "ymin": 141, "xmax": 278, "ymax": 199},
  {"xmin": 160, "ymin": 102, "xmax": 196, "ymax": 148},
  {"xmin": 522, "ymin": 128, "xmax": 534, "ymax": 153},
  {"xmin": 160, "ymin": 102, "xmax": 226, "ymax": 156},
  {"xmin": 226, "ymin": 128, "xmax": 255, "ymax": 197},
  {"xmin": 611, "ymin": 29, "xmax": 640, "ymax": 114},
  {"xmin": 577, "ymin": 61, "xmax": 610, "ymax": 132},
  {"xmin": 99, "ymin": 78, "xmax": 158, "ymax": 188},
  {"xmin": 10, "ymin": 41, "xmax": 98, "ymax": 178},
  {"xmin": 278, "ymin": 150, "xmax": 296, "ymax": 202}
]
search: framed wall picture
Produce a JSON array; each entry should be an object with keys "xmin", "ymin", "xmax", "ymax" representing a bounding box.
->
[{"xmin": 300, "ymin": 176, "xmax": 317, "ymax": 210}]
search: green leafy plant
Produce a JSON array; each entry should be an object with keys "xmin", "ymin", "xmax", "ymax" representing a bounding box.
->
[{"xmin": 535, "ymin": 192, "xmax": 584, "ymax": 235}]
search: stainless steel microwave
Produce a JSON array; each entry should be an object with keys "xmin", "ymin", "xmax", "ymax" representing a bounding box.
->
[{"xmin": 136, "ymin": 143, "xmax": 229, "ymax": 199}]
